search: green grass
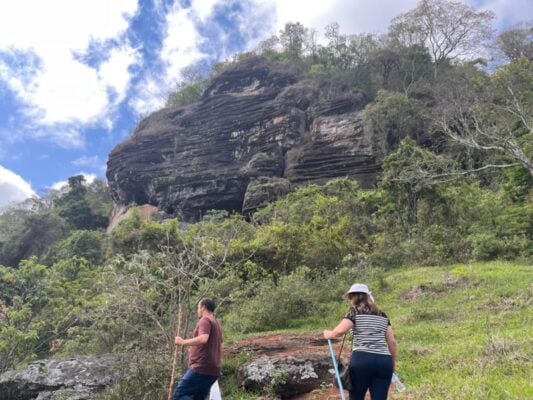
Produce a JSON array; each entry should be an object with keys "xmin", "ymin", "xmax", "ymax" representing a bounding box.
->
[
  {"xmin": 221, "ymin": 261, "xmax": 532, "ymax": 399},
  {"xmin": 359, "ymin": 262, "xmax": 532, "ymax": 399}
]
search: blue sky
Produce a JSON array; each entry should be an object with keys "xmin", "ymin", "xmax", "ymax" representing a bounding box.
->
[{"xmin": 0, "ymin": 0, "xmax": 530, "ymax": 209}]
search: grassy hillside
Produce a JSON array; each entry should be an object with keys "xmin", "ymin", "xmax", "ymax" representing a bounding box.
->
[
  {"xmin": 222, "ymin": 261, "xmax": 532, "ymax": 399},
  {"xmin": 367, "ymin": 262, "xmax": 531, "ymax": 399}
]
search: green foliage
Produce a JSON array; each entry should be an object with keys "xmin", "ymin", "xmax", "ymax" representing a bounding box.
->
[
  {"xmin": 0, "ymin": 177, "xmax": 112, "ymax": 267},
  {"xmin": 279, "ymin": 22, "xmax": 308, "ymax": 62},
  {"xmin": 0, "ymin": 258, "xmax": 48, "ymax": 371},
  {"xmin": 54, "ymin": 175, "xmax": 108, "ymax": 230},
  {"xmin": 47, "ymin": 230, "xmax": 108, "ymax": 265},
  {"xmin": 0, "ymin": 303, "xmax": 39, "ymax": 372},
  {"xmin": 380, "ymin": 138, "xmax": 454, "ymax": 230},
  {"xmin": 166, "ymin": 81, "xmax": 205, "ymax": 107},
  {"xmin": 363, "ymin": 90, "xmax": 424, "ymax": 155},
  {"xmin": 494, "ymin": 21, "xmax": 533, "ymax": 62},
  {"xmin": 224, "ymin": 268, "xmax": 324, "ymax": 333},
  {"xmin": 502, "ymin": 165, "xmax": 533, "ymax": 202},
  {"xmin": 166, "ymin": 62, "xmax": 211, "ymax": 107},
  {"xmin": 99, "ymin": 352, "xmax": 169, "ymax": 400},
  {"xmin": 0, "ymin": 211, "xmax": 69, "ymax": 267},
  {"xmin": 110, "ymin": 212, "xmax": 181, "ymax": 255}
]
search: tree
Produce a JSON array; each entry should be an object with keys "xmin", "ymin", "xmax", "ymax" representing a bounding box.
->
[
  {"xmin": 255, "ymin": 35, "xmax": 281, "ymax": 57},
  {"xmin": 389, "ymin": 0, "xmax": 495, "ymax": 77},
  {"xmin": 166, "ymin": 62, "xmax": 211, "ymax": 108},
  {"xmin": 322, "ymin": 22, "xmax": 349, "ymax": 68},
  {"xmin": 0, "ymin": 212, "xmax": 68, "ymax": 267},
  {"xmin": 0, "ymin": 258, "xmax": 47, "ymax": 371},
  {"xmin": 363, "ymin": 90, "xmax": 425, "ymax": 156},
  {"xmin": 54, "ymin": 175, "xmax": 108, "ymax": 230},
  {"xmin": 373, "ymin": 44, "xmax": 433, "ymax": 94},
  {"xmin": 47, "ymin": 230, "xmax": 108, "ymax": 266},
  {"xmin": 434, "ymin": 58, "xmax": 533, "ymax": 176},
  {"xmin": 380, "ymin": 138, "xmax": 455, "ymax": 233},
  {"xmin": 493, "ymin": 21, "xmax": 533, "ymax": 62},
  {"xmin": 279, "ymin": 22, "xmax": 308, "ymax": 61}
]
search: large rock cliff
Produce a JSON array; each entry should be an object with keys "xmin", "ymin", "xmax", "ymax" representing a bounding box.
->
[{"xmin": 107, "ymin": 56, "xmax": 380, "ymax": 220}]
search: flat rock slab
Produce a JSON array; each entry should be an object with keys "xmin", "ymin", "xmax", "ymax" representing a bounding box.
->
[{"xmin": 0, "ymin": 355, "xmax": 117, "ymax": 400}]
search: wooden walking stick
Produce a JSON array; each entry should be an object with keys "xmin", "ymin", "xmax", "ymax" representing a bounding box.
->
[{"xmin": 167, "ymin": 305, "xmax": 183, "ymax": 400}]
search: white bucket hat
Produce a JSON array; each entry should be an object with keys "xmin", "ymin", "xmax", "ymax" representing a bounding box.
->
[{"xmin": 345, "ymin": 283, "xmax": 374, "ymax": 301}]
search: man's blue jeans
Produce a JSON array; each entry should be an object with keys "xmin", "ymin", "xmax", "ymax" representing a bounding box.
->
[{"xmin": 173, "ymin": 368, "xmax": 218, "ymax": 400}]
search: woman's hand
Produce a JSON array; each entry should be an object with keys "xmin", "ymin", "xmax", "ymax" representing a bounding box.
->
[{"xmin": 323, "ymin": 330, "xmax": 335, "ymax": 339}]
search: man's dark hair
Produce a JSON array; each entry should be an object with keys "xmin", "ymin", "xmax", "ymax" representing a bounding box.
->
[{"xmin": 199, "ymin": 298, "xmax": 215, "ymax": 312}]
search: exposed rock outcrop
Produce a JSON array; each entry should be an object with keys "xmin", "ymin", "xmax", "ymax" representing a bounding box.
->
[
  {"xmin": 227, "ymin": 333, "xmax": 352, "ymax": 399},
  {"xmin": 0, "ymin": 355, "xmax": 117, "ymax": 400},
  {"xmin": 237, "ymin": 354, "xmax": 334, "ymax": 398},
  {"xmin": 107, "ymin": 56, "xmax": 380, "ymax": 221}
]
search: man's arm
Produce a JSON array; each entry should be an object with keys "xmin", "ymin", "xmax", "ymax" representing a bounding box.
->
[{"xmin": 175, "ymin": 333, "xmax": 209, "ymax": 346}]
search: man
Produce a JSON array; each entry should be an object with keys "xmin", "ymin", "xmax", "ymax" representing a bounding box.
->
[{"xmin": 173, "ymin": 298, "xmax": 223, "ymax": 400}]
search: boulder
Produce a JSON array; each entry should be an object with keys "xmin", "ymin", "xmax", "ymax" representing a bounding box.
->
[
  {"xmin": 0, "ymin": 355, "xmax": 117, "ymax": 400},
  {"xmin": 237, "ymin": 354, "xmax": 335, "ymax": 399},
  {"xmin": 242, "ymin": 177, "xmax": 291, "ymax": 213}
]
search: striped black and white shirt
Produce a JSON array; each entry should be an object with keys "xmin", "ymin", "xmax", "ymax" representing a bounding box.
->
[{"xmin": 344, "ymin": 308, "xmax": 391, "ymax": 356}]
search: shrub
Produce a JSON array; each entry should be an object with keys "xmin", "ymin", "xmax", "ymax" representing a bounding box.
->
[{"xmin": 224, "ymin": 269, "xmax": 323, "ymax": 333}]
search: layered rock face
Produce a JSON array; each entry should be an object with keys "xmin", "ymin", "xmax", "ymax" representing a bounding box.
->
[{"xmin": 107, "ymin": 56, "xmax": 380, "ymax": 220}]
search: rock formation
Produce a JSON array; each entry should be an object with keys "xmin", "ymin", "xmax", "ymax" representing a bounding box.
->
[
  {"xmin": 107, "ymin": 56, "xmax": 380, "ymax": 221},
  {"xmin": 227, "ymin": 333, "xmax": 352, "ymax": 399},
  {"xmin": 237, "ymin": 354, "xmax": 334, "ymax": 398},
  {"xmin": 0, "ymin": 355, "xmax": 117, "ymax": 400}
]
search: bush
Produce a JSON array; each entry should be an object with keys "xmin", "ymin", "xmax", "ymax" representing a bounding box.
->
[
  {"xmin": 224, "ymin": 269, "xmax": 323, "ymax": 333},
  {"xmin": 468, "ymin": 233, "xmax": 532, "ymax": 261},
  {"xmin": 99, "ymin": 352, "xmax": 169, "ymax": 400}
]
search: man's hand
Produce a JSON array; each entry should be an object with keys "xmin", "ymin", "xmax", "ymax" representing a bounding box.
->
[{"xmin": 174, "ymin": 334, "xmax": 209, "ymax": 346}]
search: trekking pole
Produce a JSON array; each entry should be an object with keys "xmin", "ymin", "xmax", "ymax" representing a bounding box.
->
[
  {"xmin": 327, "ymin": 339, "xmax": 347, "ymax": 400},
  {"xmin": 167, "ymin": 305, "xmax": 183, "ymax": 400}
]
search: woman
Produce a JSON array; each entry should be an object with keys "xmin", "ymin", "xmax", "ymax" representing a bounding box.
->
[{"xmin": 324, "ymin": 283, "xmax": 397, "ymax": 400}]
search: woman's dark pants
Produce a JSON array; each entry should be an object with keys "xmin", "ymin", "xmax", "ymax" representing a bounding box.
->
[{"xmin": 349, "ymin": 351, "xmax": 393, "ymax": 400}]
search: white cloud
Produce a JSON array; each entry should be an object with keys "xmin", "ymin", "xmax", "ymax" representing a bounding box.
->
[
  {"xmin": 0, "ymin": 165, "xmax": 36, "ymax": 209},
  {"xmin": 190, "ymin": 0, "xmax": 219, "ymax": 21},
  {"xmin": 475, "ymin": 0, "xmax": 533, "ymax": 31},
  {"xmin": 130, "ymin": 76, "xmax": 170, "ymax": 117},
  {"xmin": 263, "ymin": 0, "xmax": 529, "ymax": 38},
  {"xmin": 0, "ymin": 0, "xmax": 139, "ymax": 142},
  {"xmin": 161, "ymin": 5, "xmax": 207, "ymax": 86},
  {"xmin": 259, "ymin": 0, "xmax": 417, "ymax": 36},
  {"xmin": 3, "ymin": 0, "xmax": 526, "ymax": 138},
  {"xmin": 130, "ymin": 2, "xmax": 207, "ymax": 115},
  {"xmin": 50, "ymin": 180, "xmax": 68, "ymax": 191}
]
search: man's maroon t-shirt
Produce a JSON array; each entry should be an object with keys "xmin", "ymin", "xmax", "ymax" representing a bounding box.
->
[{"xmin": 189, "ymin": 314, "xmax": 223, "ymax": 376}]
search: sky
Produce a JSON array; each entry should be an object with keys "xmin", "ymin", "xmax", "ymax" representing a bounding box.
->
[{"xmin": 0, "ymin": 0, "xmax": 531, "ymax": 209}]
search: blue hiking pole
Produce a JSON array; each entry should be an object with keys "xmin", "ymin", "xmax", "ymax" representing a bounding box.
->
[{"xmin": 327, "ymin": 339, "xmax": 347, "ymax": 400}]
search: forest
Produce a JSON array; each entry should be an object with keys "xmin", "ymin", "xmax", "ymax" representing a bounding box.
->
[{"xmin": 0, "ymin": 0, "xmax": 531, "ymax": 398}]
